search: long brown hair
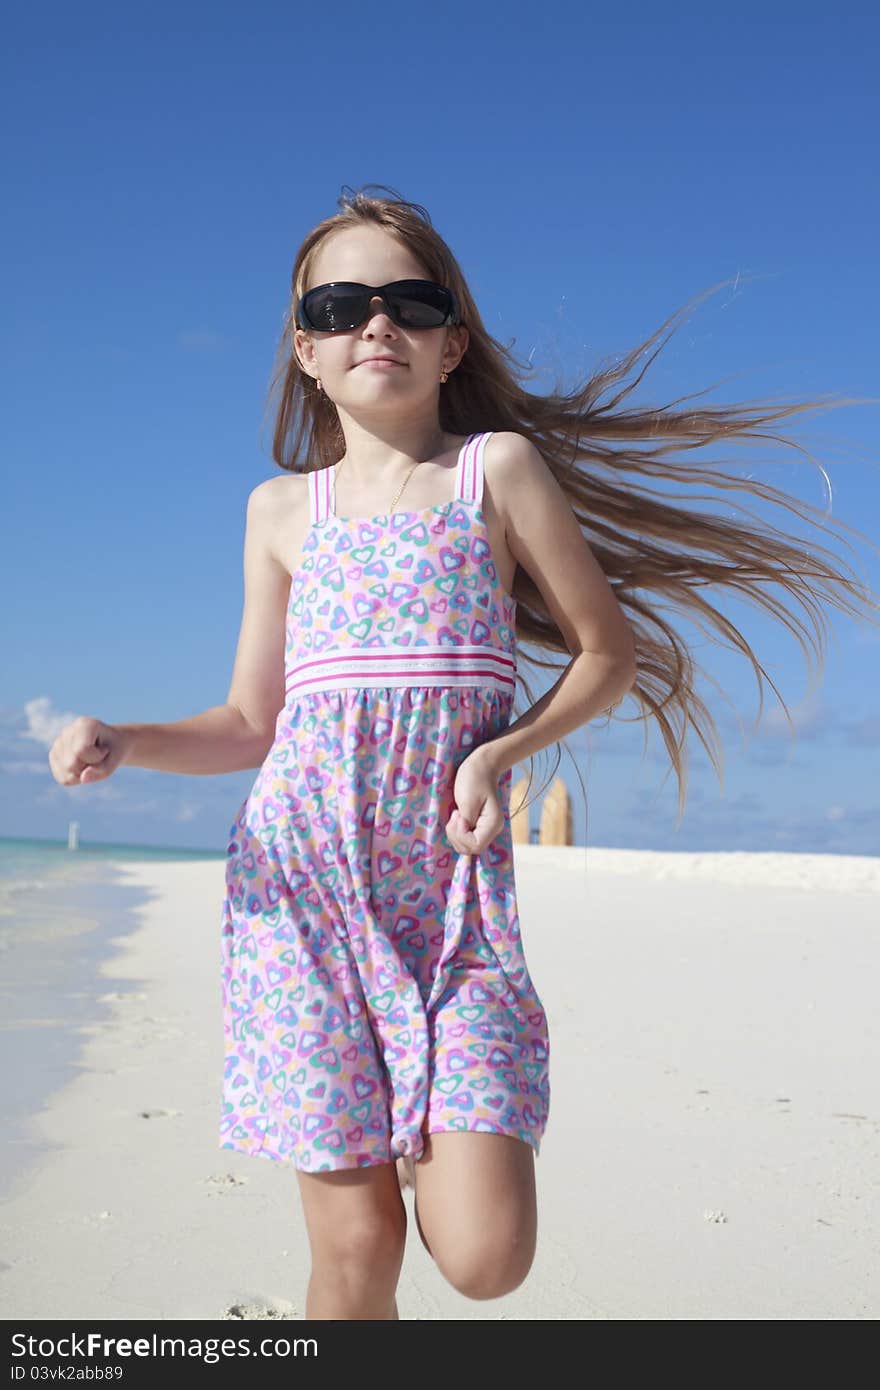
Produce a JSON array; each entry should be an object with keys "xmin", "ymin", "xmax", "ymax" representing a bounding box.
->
[{"xmin": 263, "ymin": 182, "xmax": 880, "ymax": 831}]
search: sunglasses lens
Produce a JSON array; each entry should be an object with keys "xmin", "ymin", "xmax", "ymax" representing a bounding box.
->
[
  {"xmin": 302, "ymin": 285, "xmax": 366, "ymax": 331},
  {"xmin": 386, "ymin": 282, "xmax": 451, "ymax": 327},
  {"xmin": 300, "ymin": 281, "xmax": 454, "ymax": 331}
]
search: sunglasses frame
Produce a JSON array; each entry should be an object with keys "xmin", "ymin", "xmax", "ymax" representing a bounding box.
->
[{"xmin": 295, "ymin": 279, "xmax": 460, "ymax": 332}]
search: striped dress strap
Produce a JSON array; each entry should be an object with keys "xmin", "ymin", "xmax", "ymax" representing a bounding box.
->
[
  {"xmin": 307, "ymin": 465, "xmax": 334, "ymax": 524},
  {"xmin": 454, "ymin": 432, "xmax": 493, "ymax": 504}
]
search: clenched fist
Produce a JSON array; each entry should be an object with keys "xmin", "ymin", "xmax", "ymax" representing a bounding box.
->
[{"xmin": 48, "ymin": 716, "xmax": 133, "ymax": 787}]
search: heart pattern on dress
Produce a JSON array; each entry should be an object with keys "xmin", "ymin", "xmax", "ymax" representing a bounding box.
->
[{"xmin": 219, "ymin": 433, "xmax": 549, "ymax": 1172}]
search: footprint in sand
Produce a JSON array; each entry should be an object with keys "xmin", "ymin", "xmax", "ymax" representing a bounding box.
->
[
  {"xmin": 138, "ymin": 1108, "xmax": 183, "ymax": 1119},
  {"xmin": 221, "ymin": 1298, "xmax": 298, "ymax": 1320},
  {"xmin": 201, "ymin": 1173, "xmax": 249, "ymax": 1196}
]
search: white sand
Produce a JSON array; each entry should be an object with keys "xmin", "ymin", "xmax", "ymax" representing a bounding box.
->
[{"xmin": 1, "ymin": 845, "xmax": 878, "ymax": 1320}]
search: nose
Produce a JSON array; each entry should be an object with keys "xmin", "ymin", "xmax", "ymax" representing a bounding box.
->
[{"xmin": 363, "ymin": 295, "xmax": 397, "ymax": 332}]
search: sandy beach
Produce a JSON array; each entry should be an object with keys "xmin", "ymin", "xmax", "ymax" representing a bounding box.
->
[{"xmin": 1, "ymin": 845, "xmax": 878, "ymax": 1321}]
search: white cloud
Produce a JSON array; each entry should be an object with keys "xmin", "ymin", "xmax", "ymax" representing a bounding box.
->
[
  {"xmin": 20, "ymin": 696, "xmax": 82, "ymax": 748},
  {"xmin": 759, "ymin": 693, "xmax": 828, "ymax": 739}
]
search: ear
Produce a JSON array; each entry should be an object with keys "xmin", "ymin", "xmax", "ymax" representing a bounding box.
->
[
  {"xmin": 449, "ymin": 324, "xmax": 469, "ymax": 367},
  {"xmin": 294, "ymin": 329, "xmax": 317, "ymax": 373}
]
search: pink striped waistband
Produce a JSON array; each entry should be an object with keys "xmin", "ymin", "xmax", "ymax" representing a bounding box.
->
[{"xmin": 284, "ymin": 643, "xmax": 517, "ymax": 700}]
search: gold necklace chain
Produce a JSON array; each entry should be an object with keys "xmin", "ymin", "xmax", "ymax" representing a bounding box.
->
[{"xmin": 333, "ymin": 453, "xmax": 423, "ymax": 516}]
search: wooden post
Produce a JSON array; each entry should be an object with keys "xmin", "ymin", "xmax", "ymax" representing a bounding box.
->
[
  {"xmin": 509, "ymin": 778, "xmax": 530, "ymax": 844},
  {"xmin": 539, "ymin": 777, "xmax": 572, "ymax": 845}
]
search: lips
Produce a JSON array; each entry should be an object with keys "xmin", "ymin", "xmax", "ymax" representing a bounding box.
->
[{"xmin": 357, "ymin": 357, "xmax": 405, "ymax": 366}]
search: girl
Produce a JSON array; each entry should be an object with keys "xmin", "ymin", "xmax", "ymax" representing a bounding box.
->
[{"xmin": 50, "ymin": 184, "xmax": 879, "ymax": 1320}]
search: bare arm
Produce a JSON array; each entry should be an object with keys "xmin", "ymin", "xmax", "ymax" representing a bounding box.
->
[
  {"xmin": 117, "ymin": 704, "xmax": 272, "ymax": 775},
  {"xmin": 477, "ymin": 434, "xmax": 637, "ymax": 778},
  {"xmin": 117, "ymin": 481, "xmax": 291, "ymax": 776}
]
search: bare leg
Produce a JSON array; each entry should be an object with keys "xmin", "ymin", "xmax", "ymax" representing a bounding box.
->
[
  {"xmin": 411, "ymin": 1131, "xmax": 537, "ymax": 1300},
  {"xmin": 296, "ymin": 1163, "xmax": 407, "ymax": 1319}
]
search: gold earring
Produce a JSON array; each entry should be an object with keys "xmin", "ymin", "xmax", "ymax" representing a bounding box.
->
[
  {"xmin": 316, "ymin": 378, "xmax": 322, "ymax": 391},
  {"xmin": 440, "ymin": 371, "xmax": 449, "ymax": 383}
]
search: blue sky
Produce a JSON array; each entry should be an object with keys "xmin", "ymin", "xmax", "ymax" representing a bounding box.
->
[{"xmin": 2, "ymin": 1, "xmax": 878, "ymax": 854}]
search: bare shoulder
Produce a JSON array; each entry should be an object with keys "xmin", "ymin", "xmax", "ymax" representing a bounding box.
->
[
  {"xmin": 249, "ymin": 470, "xmax": 308, "ymax": 518},
  {"xmin": 482, "ymin": 430, "xmax": 548, "ymax": 529},
  {"xmin": 484, "ymin": 431, "xmax": 637, "ymax": 667},
  {"xmin": 248, "ymin": 472, "xmax": 310, "ymax": 576}
]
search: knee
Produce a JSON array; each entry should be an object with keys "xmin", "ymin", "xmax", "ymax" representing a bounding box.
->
[
  {"xmin": 441, "ymin": 1237, "xmax": 536, "ymax": 1302},
  {"xmin": 318, "ymin": 1210, "xmax": 407, "ymax": 1279}
]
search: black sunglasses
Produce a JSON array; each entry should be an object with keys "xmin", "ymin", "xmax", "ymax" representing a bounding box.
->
[{"xmin": 295, "ymin": 279, "xmax": 460, "ymax": 332}]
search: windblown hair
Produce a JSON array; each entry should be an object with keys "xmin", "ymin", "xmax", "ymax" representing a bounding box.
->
[{"xmin": 263, "ymin": 182, "xmax": 880, "ymax": 831}]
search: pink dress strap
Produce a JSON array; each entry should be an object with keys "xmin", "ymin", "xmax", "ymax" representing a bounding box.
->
[
  {"xmin": 455, "ymin": 431, "xmax": 494, "ymax": 504},
  {"xmin": 308, "ymin": 465, "xmax": 334, "ymax": 524}
]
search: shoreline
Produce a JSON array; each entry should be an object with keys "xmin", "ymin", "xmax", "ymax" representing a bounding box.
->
[{"xmin": 0, "ymin": 858, "xmax": 155, "ymax": 1206}]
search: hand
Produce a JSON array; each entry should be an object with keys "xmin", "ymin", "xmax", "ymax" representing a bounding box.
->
[
  {"xmin": 444, "ymin": 747, "xmax": 505, "ymax": 856},
  {"xmin": 48, "ymin": 716, "xmax": 134, "ymax": 787}
]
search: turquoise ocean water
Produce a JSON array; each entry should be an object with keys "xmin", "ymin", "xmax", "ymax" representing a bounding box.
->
[{"xmin": 0, "ymin": 835, "xmax": 223, "ymax": 1204}]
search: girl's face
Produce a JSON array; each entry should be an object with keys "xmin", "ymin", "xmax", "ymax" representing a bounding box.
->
[{"xmin": 294, "ymin": 225, "xmax": 468, "ymax": 412}]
